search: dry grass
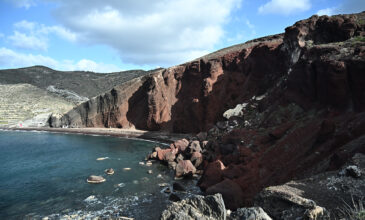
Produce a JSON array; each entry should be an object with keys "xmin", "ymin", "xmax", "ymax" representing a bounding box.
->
[{"xmin": 339, "ymin": 197, "xmax": 365, "ymax": 220}]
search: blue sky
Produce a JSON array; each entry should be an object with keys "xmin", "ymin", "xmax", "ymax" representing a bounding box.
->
[{"xmin": 0, "ymin": 0, "xmax": 364, "ymax": 72}]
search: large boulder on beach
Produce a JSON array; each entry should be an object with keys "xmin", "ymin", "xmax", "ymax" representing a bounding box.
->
[
  {"xmin": 173, "ymin": 139, "xmax": 190, "ymax": 152},
  {"xmin": 160, "ymin": 193, "xmax": 226, "ymax": 220},
  {"xmin": 188, "ymin": 140, "xmax": 202, "ymax": 154},
  {"xmin": 157, "ymin": 147, "xmax": 178, "ymax": 162},
  {"xmin": 87, "ymin": 175, "xmax": 106, "ymax": 184},
  {"xmin": 175, "ymin": 160, "xmax": 196, "ymax": 178},
  {"xmin": 191, "ymin": 152, "xmax": 203, "ymax": 168}
]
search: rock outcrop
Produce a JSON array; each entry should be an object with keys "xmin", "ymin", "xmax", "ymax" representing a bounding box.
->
[
  {"xmin": 227, "ymin": 207, "xmax": 272, "ymax": 220},
  {"xmin": 160, "ymin": 193, "xmax": 226, "ymax": 220},
  {"xmin": 254, "ymin": 153, "xmax": 365, "ymax": 219}
]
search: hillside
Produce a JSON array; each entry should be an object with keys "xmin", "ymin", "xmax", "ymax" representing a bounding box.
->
[
  {"xmin": 0, "ymin": 66, "xmax": 156, "ymax": 127},
  {"xmin": 51, "ymin": 11, "xmax": 365, "ymax": 219}
]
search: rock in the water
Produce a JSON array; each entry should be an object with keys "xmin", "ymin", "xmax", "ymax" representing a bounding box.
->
[
  {"xmin": 168, "ymin": 161, "xmax": 177, "ymax": 170},
  {"xmin": 169, "ymin": 193, "xmax": 181, "ymax": 202},
  {"xmin": 175, "ymin": 160, "xmax": 196, "ymax": 178},
  {"xmin": 160, "ymin": 193, "xmax": 226, "ymax": 220},
  {"xmin": 172, "ymin": 182, "xmax": 186, "ymax": 192},
  {"xmin": 157, "ymin": 147, "xmax": 178, "ymax": 162},
  {"xmin": 148, "ymin": 170, "xmax": 153, "ymax": 174},
  {"xmin": 228, "ymin": 207, "xmax": 272, "ymax": 220},
  {"xmin": 87, "ymin": 175, "xmax": 106, "ymax": 184},
  {"xmin": 104, "ymin": 168, "xmax": 114, "ymax": 175}
]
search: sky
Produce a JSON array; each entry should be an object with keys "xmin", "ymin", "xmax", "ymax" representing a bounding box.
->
[{"xmin": 0, "ymin": 0, "xmax": 364, "ymax": 72}]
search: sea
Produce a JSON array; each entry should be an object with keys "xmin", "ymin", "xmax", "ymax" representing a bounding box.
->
[{"xmin": 0, "ymin": 130, "xmax": 199, "ymax": 219}]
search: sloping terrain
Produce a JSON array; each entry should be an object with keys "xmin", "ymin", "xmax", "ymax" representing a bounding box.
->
[
  {"xmin": 0, "ymin": 66, "xmax": 156, "ymax": 127},
  {"xmin": 0, "ymin": 84, "xmax": 74, "ymax": 127},
  {"xmin": 53, "ymin": 11, "xmax": 365, "ymax": 219},
  {"xmin": 54, "ymin": 12, "xmax": 365, "ymax": 133}
]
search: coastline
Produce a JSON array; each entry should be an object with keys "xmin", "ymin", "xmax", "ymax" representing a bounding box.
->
[{"xmin": 1, "ymin": 127, "xmax": 192, "ymax": 144}]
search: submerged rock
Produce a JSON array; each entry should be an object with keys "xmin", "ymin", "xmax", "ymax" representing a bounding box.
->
[
  {"xmin": 104, "ymin": 168, "xmax": 114, "ymax": 175},
  {"xmin": 160, "ymin": 193, "xmax": 226, "ymax": 220},
  {"xmin": 172, "ymin": 182, "xmax": 186, "ymax": 192},
  {"xmin": 169, "ymin": 193, "xmax": 181, "ymax": 202},
  {"xmin": 87, "ymin": 175, "xmax": 106, "ymax": 184}
]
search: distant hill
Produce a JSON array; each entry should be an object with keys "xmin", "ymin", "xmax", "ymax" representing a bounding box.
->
[{"xmin": 0, "ymin": 66, "xmax": 159, "ymax": 127}]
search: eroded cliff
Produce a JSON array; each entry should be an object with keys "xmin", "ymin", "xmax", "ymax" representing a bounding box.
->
[{"xmin": 52, "ymin": 12, "xmax": 365, "ymax": 218}]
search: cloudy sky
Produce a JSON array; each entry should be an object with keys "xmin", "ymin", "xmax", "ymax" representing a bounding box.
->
[{"xmin": 0, "ymin": 0, "xmax": 364, "ymax": 72}]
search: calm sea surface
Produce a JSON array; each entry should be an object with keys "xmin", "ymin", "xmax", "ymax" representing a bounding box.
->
[{"xmin": 0, "ymin": 130, "xmax": 195, "ymax": 219}]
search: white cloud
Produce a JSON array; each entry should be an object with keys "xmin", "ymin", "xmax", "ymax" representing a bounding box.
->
[
  {"xmin": 8, "ymin": 31, "xmax": 48, "ymax": 51},
  {"xmin": 50, "ymin": 0, "xmax": 241, "ymax": 66},
  {"xmin": 7, "ymin": 0, "xmax": 37, "ymax": 9},
  {"xmin": 7, "ymin": 20, "xmax": 77, "ymax": 51},
  {"xmin": 0, "ymin": 33, "xmax": 4, "ymax": 38},
  {"xmin": 0, "ymin": 47, "xmax": 121, "ymax": 72},
  {"xmin": 316, "ymin": 7, "xmax": 336, "ymax": 16},
  {"xmin": 258, "ymin": 0, "xmax": 311, "ymax": 15},
  {"xmin": 317, "ymin": 0, "xmax": 365, "ymax": 16}
]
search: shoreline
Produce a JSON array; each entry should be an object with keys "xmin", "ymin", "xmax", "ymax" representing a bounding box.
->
[{"xmin": 1, "ymin": 127, "xmax": 192, "ymax": 144}]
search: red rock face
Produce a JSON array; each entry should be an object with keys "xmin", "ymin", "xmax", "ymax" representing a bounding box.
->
[{"xmin": 54, "ymin": 12, "xmax": 365, "ymax": 210}]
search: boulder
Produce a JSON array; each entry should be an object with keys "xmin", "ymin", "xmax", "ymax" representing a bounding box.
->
[
  {"xmin": 173, "ymin": 139, "xmax": 190, "ymax": 152},
  {"xmin": 228, "ymin": 207, "xmax": 272, "ymax": 220},
  {"xmin": 188, "ymin": 140, "xmax": 202, "ymax": 153},
  {"xmin": 160, "ymin": 194, "xmax": 226, "ymax": 220},
  {"xmin": 175, "ymin": 160, "xmax": 196, "ymax": 178},
  {"xmin": 191, "ymin": 152, "xmax": 203, "ymax": 168},
  {"xmin": 216, "ymin": 121, "xmax": 229, "ymax": 130},
  {"xmin": 169, "ymin": 193, "xmax": 181, "ymax": 202},
  {"xmin": 86, "ymin": 175, "xmax": 106, "ymax": 184},
  {"xmin": 176, "ymin": 153, "xmax": 185, "ymax": 162},
  {"xmin": 196, "ymin": 132, "xmax": 208, "ymax": 141},
  {"xmin": 168, "ymin": 161, "xmax": 177, "ymax": 170},
  {"xmin": 157, "ymin": 148, "xmax": 177, "ymax": 162},
  {"xmin": 104, "ymin": 168, "xmax": 114, "ymax": 175},
  {"xmin": 198, "ymin": 160, "xmax": 226, "ymax": 190},
  {"xmin": 206, "ymin": 179, "xmax": 245, "ymax": 210},
  {"xmin": 223, "ymin": 103, "xmax": 247, "ymax": 119},
  {"xmin": 255, "ymin": 184, "xmax": 329, "ymax": 220},
  {"xmin": 344, "ymin": 165, "xmax": 362, "ymax": 178},
  {"xmin": 172, "ymin": 182, "xmax": 186, "ymax": 192}
]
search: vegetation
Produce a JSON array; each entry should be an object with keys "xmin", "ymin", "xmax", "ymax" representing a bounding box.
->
[
  {"xmin": 339, "ymin": 197, "xmax": 365, "ymax": 220},
  {"xmin": 352, "ymin": 36, "xmax": 365, "ymax": 43}
]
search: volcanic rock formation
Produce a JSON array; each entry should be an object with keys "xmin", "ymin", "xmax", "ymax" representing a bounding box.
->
[{"xmin": 53, "ymin": 11, "xmax": 365, "ymax": 219}]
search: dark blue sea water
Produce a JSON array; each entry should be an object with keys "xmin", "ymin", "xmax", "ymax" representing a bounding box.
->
[{"xmin": 0, "ymin": 130, "xmax": 196, "ymax": 219}]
